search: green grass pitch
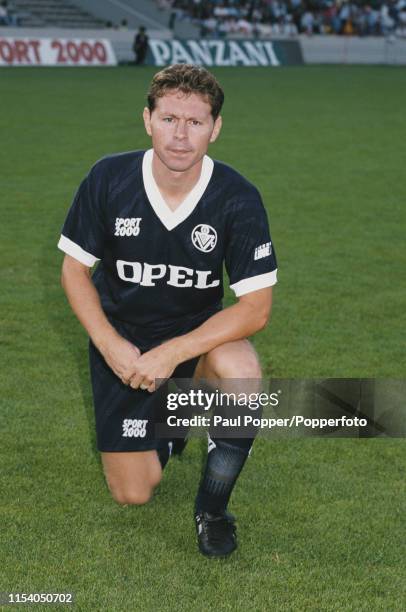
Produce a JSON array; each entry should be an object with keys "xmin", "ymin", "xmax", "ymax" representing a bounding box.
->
[{"xmin": 1, "ymin": 66, "xmax": 405, "ymax": 611}]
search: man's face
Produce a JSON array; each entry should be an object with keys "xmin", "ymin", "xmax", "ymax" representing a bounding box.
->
[{"xmin": 143, "ymin": 89, "xmax": 222, "ymax": 173}]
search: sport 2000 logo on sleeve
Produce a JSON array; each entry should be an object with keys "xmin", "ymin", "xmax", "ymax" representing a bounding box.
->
[{"xmin": 0, "ymin": 37, "xmax": 117, "ymax": 66}]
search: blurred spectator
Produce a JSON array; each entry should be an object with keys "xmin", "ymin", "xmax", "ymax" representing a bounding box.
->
[
  {"xmin": 201, "ymin": 15, "xmax": 218, "ymax": 36},
  {"xmin": 0, "ymin": 2, "xmax": 8, "ymax": 26},
  {"xmin": 237, "ymin": 17, "xmax": 254, "ymax": 34},
  {"xmin": 157, "ymin": 0, "xmax": 172, "ymax": 9},
  {"xmin": 380, "ymin": 3, "xmax": 395, "ymax": 34},
  {"xmin": 301, "ymin": 10, "xmax": 315, "ymax": 34},
  {"xmin": 168, "ymin": 1, "xmax": 186, "ymax": 30},
  {"xmin": 133, "ymin": 26, "xmax": 149, "ymax": 65},
  {"xmin": 0, "ymin": 0, "xmax": 19, "ymax": 26}
]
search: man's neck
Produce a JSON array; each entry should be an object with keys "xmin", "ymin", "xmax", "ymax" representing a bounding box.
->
[{"xmin": 152, "ymin": 152, "xmax": 203, "ymax": 211}]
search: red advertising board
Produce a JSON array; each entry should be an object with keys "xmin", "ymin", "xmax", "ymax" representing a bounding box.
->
[{"xmin": 0, "ymin": 37, "xmax": 117, "ymax": 66}]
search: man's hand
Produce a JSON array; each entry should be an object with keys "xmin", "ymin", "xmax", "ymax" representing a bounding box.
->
[
  {"xmin": 101, "ymin": 335, "xmax": 141, "ymax": 385},
  {"xmin": 129, "ymin": 343, "xmax": 179, "ymax": 392}
]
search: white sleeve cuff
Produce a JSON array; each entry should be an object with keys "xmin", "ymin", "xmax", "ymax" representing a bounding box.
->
[
  {"xmin": 58, "ymin": 235, "xmax": 100, "ymax": 267},
  {"xmin": 230, "ymin": 270, "xmax": 277, "ymax": 297}
]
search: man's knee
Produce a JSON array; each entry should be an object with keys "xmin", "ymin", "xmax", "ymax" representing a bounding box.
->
[
  {"xmin": 110, "ymin": 486, "xmax": 155, "ymax": 506},
  {"xmin": 102, "ymin": 449, "xmax": 162, "ymax": 507},
  {"xmin": 205, "ymin": 343, "xmax": 262, "ymax": 379},
  {"xmin": 106, "ymin": 470, "xmax": 162, "ymax": 506}
]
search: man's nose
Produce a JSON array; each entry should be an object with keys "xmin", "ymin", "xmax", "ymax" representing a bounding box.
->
[{"xmin": 174, "ymin": 119, "xmax": 187, "ymax": 139}]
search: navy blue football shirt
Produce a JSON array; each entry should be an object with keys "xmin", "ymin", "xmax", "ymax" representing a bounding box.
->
[{"xmin": 58, "ymin": 149, "xmax": 277, "ymax": 342}]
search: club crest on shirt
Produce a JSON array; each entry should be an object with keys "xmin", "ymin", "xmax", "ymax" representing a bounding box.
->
[{"xmin": 191, "ymin": 224, "xmax": 217, "ymax": 253}]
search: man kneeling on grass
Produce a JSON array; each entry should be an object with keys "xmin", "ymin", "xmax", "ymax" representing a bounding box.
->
[{"xmin": 58, "ymin": 64, "xmax": 277, "ymax": 558}]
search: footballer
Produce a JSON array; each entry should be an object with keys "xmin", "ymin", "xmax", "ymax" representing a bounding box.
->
[{"xmin": 58, "ymin": 64, "xmax": 277, "ymax": 558}]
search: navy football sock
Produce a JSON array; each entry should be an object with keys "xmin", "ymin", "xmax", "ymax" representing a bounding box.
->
[
  {"xmin": 194, "ymin": 437, "xmax": 253, "ymax": 515},
  {"xmin": 157, "ymin": 442, "xmax": 172, "ymax": 470}
]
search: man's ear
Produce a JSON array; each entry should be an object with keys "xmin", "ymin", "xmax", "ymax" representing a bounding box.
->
[
  {"xmin": 209, "ymin": 115, "xmax": 222, "ymax": 143},
  {"xmin": 143, "ymin": 107, "xmax": 152, "ymax": 137}
]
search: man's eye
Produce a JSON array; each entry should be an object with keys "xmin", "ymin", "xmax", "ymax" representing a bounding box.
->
[
  {"xmin": 163, "ymin": 117, "xmax": 173, "ymax": 123},
  {"xmin": 190, "ymin": 120, "xmax": 201, "ymax": 126}
]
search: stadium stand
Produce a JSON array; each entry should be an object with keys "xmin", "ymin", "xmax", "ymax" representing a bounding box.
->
[
  {"xmin": 2, "ymin": 0, "xmax": 405, "ymax": 42},
  {"xmin": 74, "ymin": 0, "xmax": 198, "ymax": 36},
  {"xmin": 9, "ymin": 0, "xmax": 105, "ymax": 28},
  {"xmin": 160, "ymin": 0, "xmax": 406, "ymax": 38},
  {"xmin": 3, "ymin": 0, "xmax": 199, "ymax": 37},
  {"xmin": 75, "ymin": 0, "xmax": 170, "ymax": 29}
]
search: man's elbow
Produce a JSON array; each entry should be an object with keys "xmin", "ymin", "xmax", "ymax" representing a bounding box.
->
[
  {"xmin": 248, "ymin": 305, "xmax": 271, "ymax": 333},
  {"xmin": 255, "ymin": 310, "xmax": 271, "ymax": 332},
  {"xmin": 240, "ymin": 289, "xmax": 273, "ymax": 334}
]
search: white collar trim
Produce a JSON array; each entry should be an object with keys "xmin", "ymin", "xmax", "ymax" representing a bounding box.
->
[{"xmin": 142, "ymin": 148, "xmax": 214, "ymax": 231}]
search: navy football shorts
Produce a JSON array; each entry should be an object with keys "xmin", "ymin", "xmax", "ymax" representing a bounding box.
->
[{"xmin": 89, "ymin": 328, "xmax": 199, "ymax": 453}]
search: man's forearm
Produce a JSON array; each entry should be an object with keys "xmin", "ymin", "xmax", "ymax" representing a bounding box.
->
[
  {"xmin": 61, "ymin": 257, "xmax": 119, "ymax": 353},
  {"xmin": 61, "ymin": 256, "xmax": 141, "ymax": 384},
  {"xmin": 164, "ymin": 295, "xmax": 270, "ymax": 365}
]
